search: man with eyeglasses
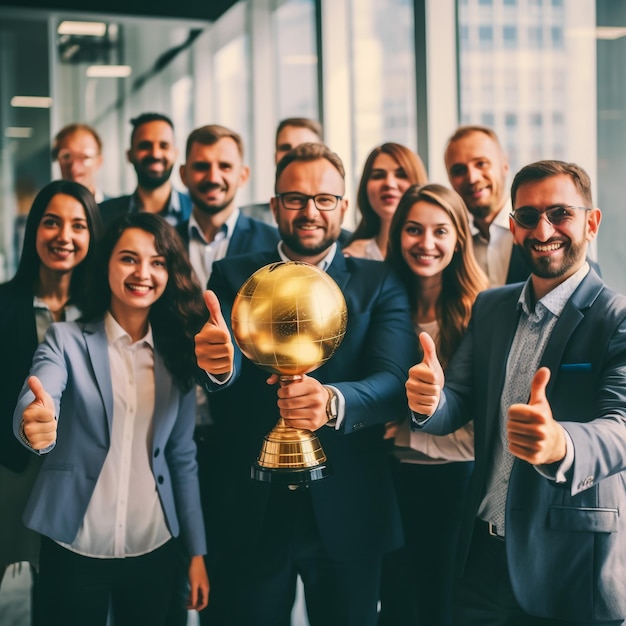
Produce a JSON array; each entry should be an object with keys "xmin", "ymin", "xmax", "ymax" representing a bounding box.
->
[
  {"xmin": 194, "ymin": 142, "xmax": 417, "ymax": 626},
  {"xmin": 52, "ymin": 123, "xmax": 107, "ymax": 202},
  {"xmin": 407, "ymin": 160, "xmax": 626, "ymax": 625}
]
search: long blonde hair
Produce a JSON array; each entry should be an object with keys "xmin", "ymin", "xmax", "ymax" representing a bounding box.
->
[{"xmin": 387, "ymin": 183, "xmax": 488, "ymax": 367}]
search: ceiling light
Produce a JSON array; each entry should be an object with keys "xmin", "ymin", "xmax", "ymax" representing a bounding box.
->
[
  {"xmin": 10, "ymin": 96, "xmax": 53, "ymax": 108},
  {"xmin": 86, "ymin": 65, "xmax": 132, "ymax": 78},
  {"xmin": 57, "ymin": 21, "xmax": 107, "ymax": 37},
  {"xmin": 5, "ymin": 127, "xmax": 34, "ymax": 138},
  {"xmin": 596, "ymin": 27, "xmax": 626, "ymax": 40}
]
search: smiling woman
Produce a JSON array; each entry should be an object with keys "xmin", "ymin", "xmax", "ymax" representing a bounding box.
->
[
  {"xmin": 12, "ymin": 213, "xmax": 210, "ymax": 626},
  {"xmin": 0, "ymin": 180, "xmax": 103, "ymax": 617}
]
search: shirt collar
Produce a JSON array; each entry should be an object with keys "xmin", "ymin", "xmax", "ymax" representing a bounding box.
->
[
  {"xmin": 104, "ymin": 311, "xmax": 154, "ymax": 348},
  {"xmin": 469, "ymin": 197, "xmax": 512, "ymax": 237},
  {"xmin": 129, "ymin": 188, "xmax": 180, "ymax": 217},
  {"xmin": 518, "ymin": 262, "xmax": 590, "ymax": 318},
  {"xmin": 189, "ymin": 208, "xmax": 240, "ymax": 244},
  {"xmin": 277, "ymin": 241, "xmax": 338, "ymax": 272}
]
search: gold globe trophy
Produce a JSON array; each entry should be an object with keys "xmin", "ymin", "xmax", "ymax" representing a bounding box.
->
[{"xmin": 231, "ymin": 261, "xmax": 347, "ymax": 485}]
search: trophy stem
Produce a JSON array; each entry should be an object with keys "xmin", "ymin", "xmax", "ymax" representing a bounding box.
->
[{"xmin": 252, "ymin": 377, "xmax": 331, "ymax": 485}]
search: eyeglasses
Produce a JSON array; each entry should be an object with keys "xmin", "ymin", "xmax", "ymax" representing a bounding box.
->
[
  {"xmin": 510, "ymin": 205, "xmax": 591, "ymax": 229},
  {"xmin": 275, "ymin": 193, "xmax": 342, "ymax": 211},
  {"xmin": 57, "ymin": 149, "xmax": 98, "ymax": 165}
]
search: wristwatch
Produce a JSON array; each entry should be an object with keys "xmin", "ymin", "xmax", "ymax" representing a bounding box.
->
[{"xmin": 325, "ymin": 386, "xmax": 338, "ymax": 426}]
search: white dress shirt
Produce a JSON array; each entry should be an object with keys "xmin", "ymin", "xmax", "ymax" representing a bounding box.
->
[
  {"xmin": 470, "ymin": 199, "xmax": 513, "ymax": 287},
  {"xmin": 59, "ymin": 313, "xmax": 170, "ymax": 558}
]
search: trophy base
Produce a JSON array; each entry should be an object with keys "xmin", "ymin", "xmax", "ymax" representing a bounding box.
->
[{"xmin": 251, "ymin": 462, "xmax": 331, "ymax": 485}]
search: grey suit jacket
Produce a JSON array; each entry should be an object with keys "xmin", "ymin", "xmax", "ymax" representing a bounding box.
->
[
  {"xmin": 415, "ymin": 269, "xmax": 626, "ymax": 622},
  {"xmin": 13, "ymin": 319, "xmax": 206, "ymax": 557}
]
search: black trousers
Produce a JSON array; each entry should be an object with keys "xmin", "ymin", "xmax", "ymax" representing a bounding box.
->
[
  {"xmin": 378, "ymin": 459, "xmax": 473, "ymax": 626},
  {"xmin": 454, "ymin": 520, "xmax": 624, "ymax": 626},
  {"xmin": 38, "ymin": 537, "xmax": 180, "ymax": 626},
  {"xmin": 201, "ymin": 486, "xmax": 382, "ymax": 626}
]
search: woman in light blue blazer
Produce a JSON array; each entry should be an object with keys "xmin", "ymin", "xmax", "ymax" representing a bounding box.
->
[{"xmin": 13, "ymin": 213, "xmax": 209, "ymax": 626}]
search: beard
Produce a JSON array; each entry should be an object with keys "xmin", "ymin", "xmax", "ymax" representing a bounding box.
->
[
  {"xmin": 189, "ymin": 183, "xmax": 233, "ymax": 216},
  {"xmin": 516, "ymin": 238, "xmax": 586, "ymax": 279},
  {"xmin": 467, "ymin": 203, "xmax": 493, "ymax": 220},
  {"xmin": 133, "ymin": 159, "xmax": 173, "ymax": 190},
  {"xmin": 278, "ymin": 223, "xmax": 336, "ymax": 258}
]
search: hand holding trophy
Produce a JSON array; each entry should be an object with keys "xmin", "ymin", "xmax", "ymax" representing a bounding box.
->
[{"xmin": 231, "ymin": 261, "xmax": 347, "ymax": 485}]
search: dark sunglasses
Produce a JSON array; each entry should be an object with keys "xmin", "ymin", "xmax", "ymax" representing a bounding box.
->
[{"xmin": 510, "ymin": 205, "xmax": 591, "ymax": 229}]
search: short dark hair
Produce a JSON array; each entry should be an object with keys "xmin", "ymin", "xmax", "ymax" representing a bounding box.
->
[
  {"xmin": 51, "ymin": 123, "xmax": 103, "ymax": 160},
  {"xmin": 129, "ymin": 113, "xmax": 174, "ymax": 146},
  {"xmin": 185, "ymin": 124, "xmax": 244, "ymax": 159},
  {"xmin": 511, "ymin": 160, "xmax": 593, "ymax": 207},
  {"xmin": 275, "ymin": 118, "xmax": 323, "ymax": 146},
  {"xmin": 11, "ymin": 180, "xmax": 104, "ymax": 299},
  {"xmin": 274, "ymin": 143, "xmax": 344, "ymax": 191}
]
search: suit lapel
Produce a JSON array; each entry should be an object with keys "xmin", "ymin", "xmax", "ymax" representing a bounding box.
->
[
  {"xmin": 83, "ymin": 320, "xmax": 114, "ymax": 432},
  {"xmin": 483, "ymin": 288, "xmax": 523, "ymax": 455},
  {"xmin": 228, "ymin": 214, "xmax": 249, "ymax": 257},
  {"xmin": 539, "ymin": 270, "xmax": 604, "ymax": 395},
  {"xmin": 152, "ymin": 349, "xmax": 174, "ymax": 438},
  {"xmin": 326, "ymin": 250, "xmax": 351, "ymax": 293}
]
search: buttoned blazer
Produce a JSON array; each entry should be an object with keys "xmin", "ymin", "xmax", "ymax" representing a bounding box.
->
[
  {"xmin": 203, "ymin": 250, "xmax": 418, "ymax": 561},
  {"xmin": 0, "ymin": 282, "xmax": 39, "ymax": 472},
  {"xmin": 416, "ymin": 268, "xmax": 626, "ymax": 622},
  {"xmin": 12, "ymin": 319, "xmax": 206, "ymax": 557},
  {"xmin": 99, "ymin": 189, "xmax": 193, "ymax": 228}
]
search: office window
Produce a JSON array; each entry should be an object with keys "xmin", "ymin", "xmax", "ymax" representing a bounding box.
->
[
  {"xmin": 479, "ymin": 25, "xmax": 494, "ymax": 49},
  {"xmin": 528, "ymin": 26, "xmax": 543, "ymax": 49},
  {"xmin": 350, "ymin": 0, "xmax": 417, "ymax": 171},
  {"xmin": 503, "ymin": 25, "xmax": 517, "ymax": 48},
  {"xmin": 274, "ymin": 0, "xmax": 318, "ymax": 120}
]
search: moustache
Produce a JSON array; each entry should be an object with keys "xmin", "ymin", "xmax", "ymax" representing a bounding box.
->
[
  {"xmin": 198, "ymin": 182, "xmax": 226, "ymax": 193},
  {"xmin": 140, "ymin": 157, "xmax": 166, "ymax": 167}
]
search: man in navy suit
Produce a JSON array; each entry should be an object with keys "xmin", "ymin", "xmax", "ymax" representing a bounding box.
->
[
  {"xmin": 99, "ymin": 113, "xmax": 192, "ymax": 227},
  {"xmin": 407, "ymin": 160, "xmax": 626, "ymax": 625},
  {"xmin": 194, "ymin": 143, "xmax": 417, "ymax": 626},
  {"xmin": 166, "ymin": 124, "xmax": 280, "ymax": 625}
]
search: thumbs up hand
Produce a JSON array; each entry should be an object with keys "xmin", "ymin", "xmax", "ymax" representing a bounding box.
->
[
  {"xmin": 507, "ymin": 367, "xmax": 567, "ymax": 465},
  {"xmin": 22, "ymin": 376, "xmax": 57, "ymax": 450},
  {"xmin": 406, "ymin": 332, "xmax": 445, "ymax": 417},
  {"xmin": 195, "ymin": 291, "xmax": 234, "ymax": 376}
]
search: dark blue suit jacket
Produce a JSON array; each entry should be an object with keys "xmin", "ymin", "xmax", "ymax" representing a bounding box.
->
[
  {"xmin": 0, "ymin": 281, "xmax": 39, "ymax": 472},
  {"xmin": 99, "ymin": 189, "xmax": 192, "ymax": 228},
  {"xmin": 176, "ymin": 212, "xmax": 280, "ymax": 283},
  {"xmin": 415, "ymin": 269, "xmax": 626, "ymax": 621},
  {"xmin": 204, "ymin": 250, "xmax": 418, "ymax": 561}
]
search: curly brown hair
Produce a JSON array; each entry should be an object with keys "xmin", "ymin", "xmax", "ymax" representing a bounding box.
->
[{"xmin": 80, "ymin": 213, "xmax": 207, "ymax": 391}]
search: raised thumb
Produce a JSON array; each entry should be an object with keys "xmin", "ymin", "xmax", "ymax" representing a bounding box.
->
[
  {"xmin": 419, "ymin": 331, "xmax": 439, "ymax": 369},
  {"xmin": 529, "ymin": 367, "xmax": 551, "ymax": 405},
  {"xmin": 204, "ymin": 290, "xmax": 226, "ymax": 328},
  {"xmin": 27, "ymin": 376, "xmax": 48, "ymax": 406}
]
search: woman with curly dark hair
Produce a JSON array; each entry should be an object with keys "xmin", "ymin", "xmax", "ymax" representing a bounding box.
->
[{"xmin": 13, "ymin": 213, "xmax": 209, "ymax": 626}]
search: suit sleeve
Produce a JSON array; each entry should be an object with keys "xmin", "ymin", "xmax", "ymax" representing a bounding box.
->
[
  {"xmin": 12, "ymin": 324, "xmax": 68, "ymax": 454},
  {"xmin": 333, "ymin": 268, "xmax": 420, "ymax": 433},
  {"xmin": 561, "ymin": 317, "xmax": 626, "ymax": 496}
]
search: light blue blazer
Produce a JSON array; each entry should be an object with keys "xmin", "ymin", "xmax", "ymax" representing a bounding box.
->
[{"xmin": 13, "ymin": 318, "xmax": 206, "ymax": 558}]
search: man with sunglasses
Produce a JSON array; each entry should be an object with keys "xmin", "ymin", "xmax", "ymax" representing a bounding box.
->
[
  {"xmin": 407, "ymin": 160, "xmax": 626, "ymax": 625},
  {"xmin": 194, "ymin": 142, "xmax": 417, "ymax": 625}
]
